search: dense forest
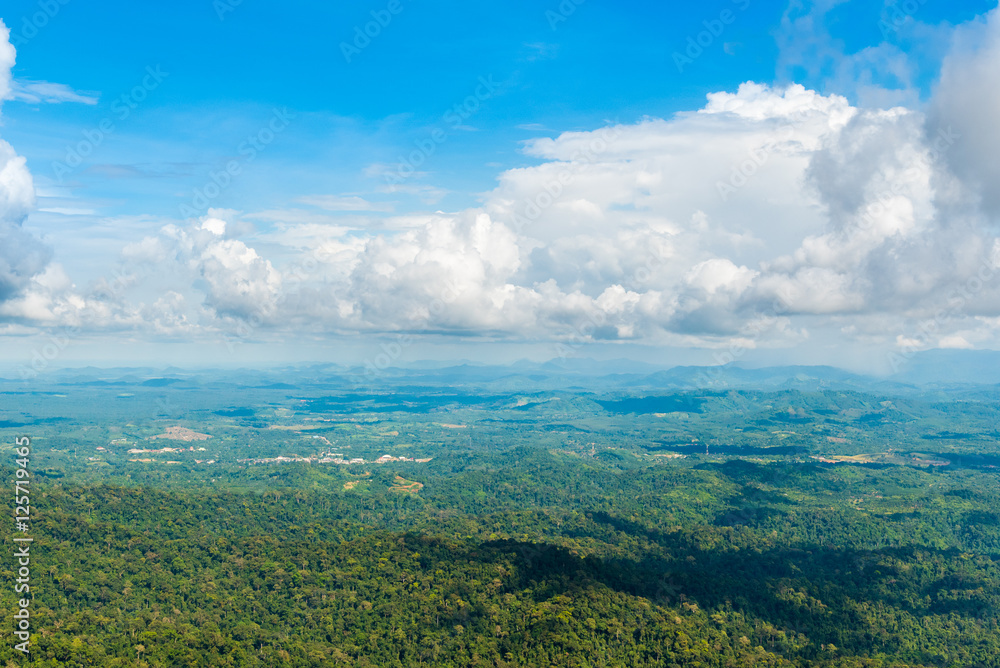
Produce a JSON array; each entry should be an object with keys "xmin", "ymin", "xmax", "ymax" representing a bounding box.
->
[
  {"xmin": 4, "ymin": 453, "xmax": 1000, "ymax": 667},
  {"xmin": 5, "ymin": 371, "xmax": 1000, "ymax": 666}
]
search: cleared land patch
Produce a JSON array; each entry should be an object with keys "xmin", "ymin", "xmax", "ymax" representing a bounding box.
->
[
  {"xmin": 389, "ymin": 476, "xmax": 423, "ymax": 493},
  {"xmin": 149, "ymin": 426, "xmax": 211, "ymax": 442}
]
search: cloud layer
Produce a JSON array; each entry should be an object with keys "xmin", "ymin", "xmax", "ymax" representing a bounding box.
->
[
  {"xmin": 0, "ymin": 22, "xmax": 49, "ymax": 319},
  {"xmin": 5, "ymin": 9, "xmax": 1000, "ymax": 359}
]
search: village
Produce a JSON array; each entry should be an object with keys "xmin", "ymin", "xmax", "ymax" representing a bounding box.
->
[{"xmin": 238, "ymin": 452, "xmax": 433, "ymax": 466}]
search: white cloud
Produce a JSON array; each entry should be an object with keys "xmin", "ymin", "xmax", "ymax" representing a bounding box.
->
[
  {"xmin": 0, "ymin": 23, "xmax": 13, "ymax": 103},
  {"xmin": 938, "ymin": 334, "xmax": 973, "ymax": 349},
  {"xmin": 0, "ymin": 22, "xmax": 51, "ymax": 316},
  {"xmin": 928, "ymin": 7, "xmax": 1000, "ymax": 216},
  {"xmin": 140, "ymin": 291, "xmax": 195, "ymax": 336},
  {"xmin": 7, "ymin": 8, "xmax": 1000, "ymax": 358},
  {"xmin": 201, "ymin": 217, "xmax": 227, "ymax": 236},
  {"xmin": 296, "ymin": 195, "xmax": 393, "ymax": 212},
  {"xmin": 376, "ymin": 182, "xmax": 448, "ymax": 204},
  {"xmin": 9, "ymin": 80, "xmax": 99, "ymax": 105},
  {"xmin": 35, "ymin": 79, "xmax": 1000, "ymax": 350},
  {"xmin": 37, "ymin": 207, "xmax": 99, "ymax": 216},
  {"xmin": 702, "ymin": 82, "xmax": 855, "ymax": 127},
  {"xmin": 684, "ymin": 259, "xmax": 757, "ymax": 296},
  {"xmin": 198, "ymin": 237, "xmax": 282, "ymax": 319}
]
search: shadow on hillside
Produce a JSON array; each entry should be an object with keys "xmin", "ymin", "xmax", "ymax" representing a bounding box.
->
[{"xmin": 401, "ymin": 519, "xmax": 996, "ymax": 658}]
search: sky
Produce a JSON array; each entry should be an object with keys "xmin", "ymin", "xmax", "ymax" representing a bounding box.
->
[{"xmin": 1, "ymin": 0, "xmax": 1000, "ymax": 375}]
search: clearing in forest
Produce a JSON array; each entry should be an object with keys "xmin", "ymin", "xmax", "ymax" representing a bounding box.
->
[
  {"xmin": 389, "ymin": 476, "xmax": 423, "ymax": 493},
  {"xmin": 148, "ymin": 426, "xmax": 211, "ymax": 442}
]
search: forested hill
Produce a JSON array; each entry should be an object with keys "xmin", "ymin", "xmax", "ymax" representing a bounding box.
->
[
  {"xmin": 4, "ymin": 456, "xmax": 1000, "ymax": 667},
  {"xmin": 5, "ymin": 374, "xmax": 1000, "ymax": 665}
]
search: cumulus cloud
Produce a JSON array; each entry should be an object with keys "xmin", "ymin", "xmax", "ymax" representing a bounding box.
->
[
  {"xmin": 120, "ymin": 212, "xmax": 282, "ymax": 322},
  {"xmin": 928, "ymin": 8, "xmax": 1000, "ymax": 217},
  {"xmin": 0, "ymin": 21, "xmax": 53, "ymax": 320},
  {"xmin": 0, "ymin": 25, "xmax": 12, "ymax": 103},
  {"xmin": 58, "ymin": 68, "xmax": 996, "ymax": 353},
  {"xmin": 7, "ymin": 9, "xmax": 1000, "ymax": 359},
  {"xmin": 308, "ymin": 69, "xmax": 997, "ymax": 347}
]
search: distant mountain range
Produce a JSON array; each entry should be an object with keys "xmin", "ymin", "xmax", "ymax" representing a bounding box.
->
[{"xmin": 2, "ymin": 349, "xmax": 998, "ymax": 392}]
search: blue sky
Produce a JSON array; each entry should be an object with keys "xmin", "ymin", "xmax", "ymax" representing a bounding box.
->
[
  {"xmin": 8, "ymin": 0, "xmax": 984, "ymax": 216},
  {"xmin": 1, "ymin": 0, "xmax": 1000, "ymax": 373},
  {"xmin": 6, "ymin": 0, "xmax": 789, "ymax": 215}
]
